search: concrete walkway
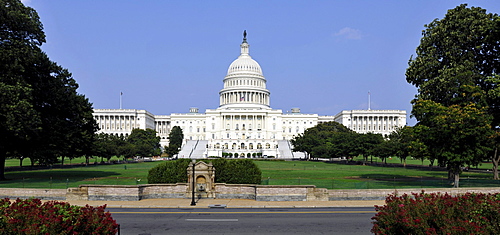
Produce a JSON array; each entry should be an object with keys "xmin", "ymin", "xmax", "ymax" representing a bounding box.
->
[{"xmin": 63, "ymin": 198, "xmax": 385, "ymax": 209}]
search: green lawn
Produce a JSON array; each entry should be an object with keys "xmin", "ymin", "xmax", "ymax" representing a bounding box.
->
[
  {"xmin": 255, "ymin": 160, "xmax": 499, "ymax": 189},
  {"xmin": 2, "ymin": 160, "xmax": 162, "ymax": 189},
  {"xmin": 1, "ymin": 158, "xmax": 498, "ymax": 189}
]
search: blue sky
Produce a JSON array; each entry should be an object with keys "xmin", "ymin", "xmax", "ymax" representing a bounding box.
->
[{"xmin": 24, "ymin": 1, "xmax": 500, "ymax": 126}]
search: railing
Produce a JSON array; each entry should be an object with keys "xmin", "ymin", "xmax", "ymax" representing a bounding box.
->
[{"xmin": 188, "ymin": 140, "xmax": 200, "ymax": 158}]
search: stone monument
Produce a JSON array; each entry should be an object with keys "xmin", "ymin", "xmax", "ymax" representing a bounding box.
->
[{"xmin": 187, "ymin": 161, "xmax": 215, "ymax": 199}]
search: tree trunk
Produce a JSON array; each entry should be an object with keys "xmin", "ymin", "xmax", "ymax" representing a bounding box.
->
[
  {"xmin": 19, "ymin": 157, "xmax": 24, "ymax": 167},
  {"xmin": 449, "ymin": 167, "xmax": 460, "ymax": 188},
  {"xmin": 0, "ymin": 150, "xmax": 6, "ymax": 180},
  {"xmin": 454, "ymin": 171, "xmax": 460, "ymax": 188},
  {"xmin": 492, "ymin": 147, "xmax": 499, "ymax": 180}
]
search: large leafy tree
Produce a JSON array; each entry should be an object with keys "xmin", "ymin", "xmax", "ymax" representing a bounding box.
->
[
  {"xmin": 127, "ymin": 129, "xmax": 161, "ymax": 158},
  {"xmin": 406, "ymin": 4, "xmax": 500, "ymax": 186},
  {"xmin": 291, "ymin": 122, "xmax": 355, "ymax": 159},
  {"xmin": 0, "ymin": 0, "xmax": 97, "ymax": 179},
  {"xmin": 165, "ymin": 126, "xmax": 183, "ymax": 158}
]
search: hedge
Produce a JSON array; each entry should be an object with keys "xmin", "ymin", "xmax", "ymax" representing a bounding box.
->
[
  {"xmin": 210, "ymin": 158, "xmax": 261, "ymax": 184},
  {"xmin": 147, "ymin": 158, "xmax": 191, "ymax": 184},
  {"xmin": 0, "ymin": 198, "xmax": 118, "ymax": 235},
  {"xmin": 371, "ymin": 191, "xmax": 500, "ymax": 234},
  {"xmin": 147, "ymin": 158, "xmax": 261, "ymax": 184}
]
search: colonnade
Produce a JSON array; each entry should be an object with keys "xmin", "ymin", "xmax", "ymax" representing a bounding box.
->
[
  {"xmin": 220, "ymin": 91, "xmax": 269, "ymax": 106},
  {"xmin": 155, "ymin": 121, "xmax": 170, "ymax": 134},
  {"xmin": 94, "ymin": 115, "xmax": 137, "ymax": 131},
  {"xmin": 222, "ymin": 114, "xmax": 265, "ymax": 133},
  {"xmin": 351, "ymin": 116, "xmax": 400, "ymax": 132}
]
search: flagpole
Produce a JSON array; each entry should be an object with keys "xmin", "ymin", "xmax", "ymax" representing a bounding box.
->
[
  {"xmin": 368, "ymin": 91, "xmax": 371, "ymax": 110},
  {"xmin": 120, "ymin": 92, "xmax": 122, "ymax": 109}
]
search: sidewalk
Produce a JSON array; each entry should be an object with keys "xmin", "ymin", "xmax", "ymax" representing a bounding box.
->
[{"xmin": 63, "ymin": 198, "xmax": 385, "ymax": 209}]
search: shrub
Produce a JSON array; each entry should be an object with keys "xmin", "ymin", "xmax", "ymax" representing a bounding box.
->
[
  {"xmin": 148, "ymin": 159, "xmax": 261, "ymax": 184},
  {"xmin": 0, "ymin": 198, "xmax": 118, "ymax": 235},
  {"xmin": 372, "ymin": 191, "xmax": 500, "ymax": 234},
  {"xmin": 147, "ymin": 158, "xmax": 191, "ymax": 183}
]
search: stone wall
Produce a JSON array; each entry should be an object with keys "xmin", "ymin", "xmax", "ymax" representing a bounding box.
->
[
  {"xmin": 66, "ymin": 184, "xmax": 189, "ymax": 201},
  {"xmin": 327, "ymin": 188, "xmax": 500, "ymax": 201},
  {"xmin": 256, "ymin": 185, "xmax": 312, "ymax": 201},
  {"xmin": 2, "ymin": 185, "xmax": 500, "ymax": 202},
  {"xmin": 215, "ymin": 183, "xmax": 256, "ymax": 200},
  {"xmin": 0, "ymin": 188, "xmax": 66, "ymax": 200}
]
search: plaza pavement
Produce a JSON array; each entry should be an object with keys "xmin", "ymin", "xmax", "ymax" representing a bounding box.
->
[{"xmin": 63, "ymin": 198, "xmax": 385, "ymax": 209}]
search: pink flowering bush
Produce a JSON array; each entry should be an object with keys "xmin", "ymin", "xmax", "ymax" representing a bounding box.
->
[
  {"xmin": 371, "ymin": 191, "xmax": 500, "ymax": 234},
  {"xmin": 0, "ymin": 198, "xmax": 118, "ymax": 235}
]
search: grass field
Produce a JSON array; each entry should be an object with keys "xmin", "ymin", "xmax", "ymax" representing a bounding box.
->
[
  {"xmin": 254, "ymin": 160, "xmax": 499, "ymax": 189},
  {"xmin": 1, "ymin": 157, "xmax": 499, "ymax": 189}
]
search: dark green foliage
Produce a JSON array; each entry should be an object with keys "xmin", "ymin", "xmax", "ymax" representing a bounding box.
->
[
  {"xmin": 147, "ymin": 158, "xmax": 191, "ymax": 184},
  {"xmin": 0, "ymin": 0, "xmax": 97, "ymax": 178},
  {"xmin": 148, "ymin": 159, "xmax": 262, "ymax": 184},
  {"xmin": 406, "ymin": 4, "xmax": 500, "ymax": 185},
  {"xmin": 127, "ymin": 128, "xmax": 161, "ymax": 157},
  {"xmin": 291, "ymin": 122, "xmax": 353, "ymax": 159},
  {"xmin": 372, "ymin": 192, "xmax": 500, "ymax": 234},
  {"xmin": 211, "ymin": 158, "xmax": 261, "ymax": 184},
  {"xmin": 292, "ymin": 121, "xmax": 385, "ymax": 160},
  {"xmin": 164, "ymin": 126, "xmax": 183, "ymax": 157}
]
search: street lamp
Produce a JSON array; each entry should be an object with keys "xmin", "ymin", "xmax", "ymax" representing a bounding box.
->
[{"xmin": 190, "ymin": 160, "xmax": 196, "ymax": 206}]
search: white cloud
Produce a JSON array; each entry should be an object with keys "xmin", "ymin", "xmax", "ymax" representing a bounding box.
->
[{"xmin": 334, "ymin": 27, "xmax": 362, "ymax": 40}]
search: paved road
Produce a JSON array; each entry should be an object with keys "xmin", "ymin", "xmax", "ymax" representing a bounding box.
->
[{"xmin": 109, "ymin": 207, "xmax": 376, "ymax": 235}]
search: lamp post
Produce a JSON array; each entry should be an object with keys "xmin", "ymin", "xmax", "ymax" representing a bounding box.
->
[{"xmin": 190, "ymin": 160, "xmax": 196, "ymax": 206}]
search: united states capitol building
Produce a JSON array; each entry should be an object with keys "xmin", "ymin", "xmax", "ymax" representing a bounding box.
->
[{"xmin": 93, "ymin": 33, "xmax": 406, "ymax": 159}]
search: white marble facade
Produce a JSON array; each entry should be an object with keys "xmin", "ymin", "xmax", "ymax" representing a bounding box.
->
[{"xmin": 93, "ymin": 33, "xmax": 406, "ymax": 158}]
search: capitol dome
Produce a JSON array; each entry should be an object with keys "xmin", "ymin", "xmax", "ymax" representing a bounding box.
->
[
  {"xmin": 219, "ymin": 31, "xmax": 270, "ymax": 109},
  {"xmin": 226, "ymin": 32, "xmax": 263, "ymax": 76},
  {"xmin": 227, "ymin": 56, "xmax": 262, "ymax": 75}
]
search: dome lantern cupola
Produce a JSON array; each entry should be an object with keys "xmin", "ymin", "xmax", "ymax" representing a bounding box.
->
[{"xmin": 219, "ymin": 31, "xmax": 270, "ymax": 108}]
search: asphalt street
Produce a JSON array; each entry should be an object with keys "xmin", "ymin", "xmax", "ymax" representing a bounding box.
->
[{"xmin": 109, "ymin": 207, "xmax": 376, "ymax": 235}]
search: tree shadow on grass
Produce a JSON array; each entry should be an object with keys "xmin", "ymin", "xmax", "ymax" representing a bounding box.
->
[
  {"xmin": 358, "ymin": 173, "xmax": 452, "ymax": 188},
  {"xmin": 0, "ymin": 170, "xmax": 122, "ymax": 189}
]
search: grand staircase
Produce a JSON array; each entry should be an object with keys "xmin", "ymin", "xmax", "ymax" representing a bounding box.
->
[
  {"xmin": 277, "ymin": 140, "xmax": 306, "ymax": 159},
  {"xmin": 177, "ymin": 140, "xmax": 208, "ymax": 159}
]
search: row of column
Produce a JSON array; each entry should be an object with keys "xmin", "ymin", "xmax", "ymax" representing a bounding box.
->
[
  {"xmin": 223, "ymin": 115, "xmax": 265, "ymax": 132},
  {"xmin": 225, "ymin": 78, "xmax": 264, "ymax": 88},
  {"xmin": 220, "ymin": 91, "xmax": 269, "ymax": 106},
  {"xmin": 155, "ymin": 121, "xmax": 170, "ymax": 134},
  {"xmin": 352, "ymin": 116, "xmax": 399, "ymax": 131},
  {"xmin": 94, "ymin": 115, "xmax": 137, "ymax": 131}
]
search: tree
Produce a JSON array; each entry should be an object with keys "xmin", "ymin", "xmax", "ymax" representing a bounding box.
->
[
  {"xmin": 357, "ymin": 133, "xmax": 384, "ymax": 164},
  {"xmin": 412, "ymin": 101, "xmax": 492, "ymax": 187},
  {"xmin": 291, "ymin": 122, "xmax": 353, "ymax": 159},
  {"xmin": 127, "ymin": 129, "xmax": 161, "ymax": 158},
  {"xmin": 0, "ymin": 0, "xmax": 97, "ymax": 179},
  {"xmin": 165, "ymin": 126, "xmax": 183, "ymax": 158},
  {"xmin": 406, "ymin": 4, "xmax": 500, "ymax": 186}
]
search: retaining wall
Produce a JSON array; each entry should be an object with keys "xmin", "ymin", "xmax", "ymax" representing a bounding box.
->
[{"xmin": 2, "ymin": 185, "xmax": 500, "ymax": 202}]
